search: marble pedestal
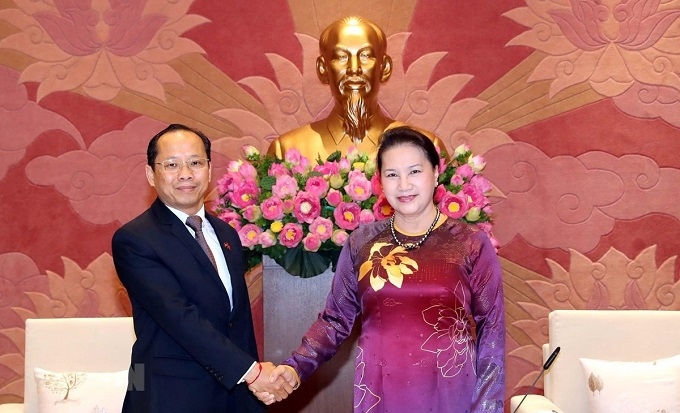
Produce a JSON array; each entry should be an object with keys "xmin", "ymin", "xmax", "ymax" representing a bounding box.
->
[{"xmin": 262, "ymin": 256, "xmax": 359, "ymax": 413}]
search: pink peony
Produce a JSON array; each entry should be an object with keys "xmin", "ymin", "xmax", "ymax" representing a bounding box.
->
[
  {"xmin": 217, "ymin": 171, "xmax": 243, "ymax": 194},
  {"xmin": 331, "ymin": 229, "xmax": 349, "ymax": 246},
  {"xmin": 433, "ymin": 184, "xmax": 447, "ymax": 203},
  {"xmin": 370, "ymin": 173, "xmax": 382, "ymax": 197},
  {"xmin": 282, "ymin": 199, "xmax": 295, "ymax": 214},
  {"xmin": 302, "ymin": 233, "xmax": 322, "ymax": 252},
  {"xmin": 344, "ymin": 170, "xmax": 371, "ymax": 202},
  {"xmin": 450, "ymin": 174, "xmax": 464, "ymax": 187},
  {"xmin": 333, "ymin": 202, "xmax": 361, "ymax": 231},
  {"xmin": 258, "ymin": 230, "xmax": 277, "ymax": 248},
  {"xmin": 284, "ymin": 148, "xmax": 302, "ymax": 165},
  {"xmin": 305, "ymin": 176, "xmax": 329, "ymax": 198},
  {"xmin": 217, "ymin": 209, "xmax": 243, "ymax": 229},
  {"xmin": 309, "ymin": 217, "xmax": 334, "ymax": 241},
  {"xmin": 326, "ymin": 188, "xmax": 343, "ymax": 207},
  {"xmin": 338, "ymin": 158, "xmax": 351, "ymax": 172},
  {"xmin": 238, "ymin": 162, "xmax": 257, "ymax": 180},
  {"xmin": 314, "ymin": 161, "xmax": 340, "ymax": 176},
  {"xmin": 453, "ymin": 144, "xmax": 470, "ymax": 158},
  {"xmin": 241, "ymin": 144, "xmax": 259, "ymax": 158},
  {"xmin": 242, "ymin": 205, "xmax": 262, "ymax": 222},
  {"xmin": 268, "ymin": 162, "xmax": 291, "ymax": 177},
  {"xmin": 470, "ymin": 175, "xmax": 492, "ymax": 194},
  {"xmin": 468, "ymin": 155, "xmax": 486, "ymax": 172},
  {"xmin": 291, "ymin": 158, "xmax": 311, "ymax": 175},
  {"xmin": 238, "ymin": 224, "xmax": 262, "ymax": 249},
  {"xmin": 261, "ymin": 196, "xmax": 284, "ymax": 220},
  {"xmin": 456, "ymin": 164, "xmax": 474, "ymax": 180},
  {"xmin": 293, "ymin": 191, "xmax": 321, "ymax": 224},
  {"xmin": 278, "ymin": 223, "xmax": 304, "ymax": 248},
  {"xmin": 229, "ymin": 181, "xmax": 260, "ymax": 208},
  {"xmin": 438, "ymin": 192, "xmax": 468, "ymax": 219},
  {"xmin": 359, "ymin": 209, "xmax": 375, "ymax": 225},
  {"xmin": 462, "ymin": 184, "xmax": 485, "ymax": 207},
  {"xmin": 272, "ymin": 175, "xmax": 298, "ymax": 199},
  {"xmin": 372, "ymin": 195, "xmax": 394, "ymax": 220}
]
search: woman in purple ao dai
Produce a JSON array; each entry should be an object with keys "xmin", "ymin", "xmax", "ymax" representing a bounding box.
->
[{"xmin": 266, "ymin": 126, "xmax": 506, "ymax": 412}]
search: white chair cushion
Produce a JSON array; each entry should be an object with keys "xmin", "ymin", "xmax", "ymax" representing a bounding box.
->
[
  {"xmin": 34, "ymin": 368, "xmax": 127, "ymax": 413},
  {"xmin": 579, "ymin": 355, "xmax": 680, "ymax": 413}
]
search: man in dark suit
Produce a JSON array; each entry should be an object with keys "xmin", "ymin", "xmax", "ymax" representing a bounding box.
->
[{"xmin": 112, "ymin": 124, "xmax": 293, "ymax": 412}]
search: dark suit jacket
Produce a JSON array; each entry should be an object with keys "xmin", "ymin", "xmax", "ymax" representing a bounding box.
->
[{"xmin": 112, "ymin": 198, "xmax": 264, "ymax": 413}]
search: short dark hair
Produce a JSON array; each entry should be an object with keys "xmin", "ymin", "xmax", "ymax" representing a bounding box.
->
[
  {"xmin": 147, "ymin": 124, "xmax": 211, "ymax": 168},
  {"xmin": 377, "ymin": 126, "xmax": 439, "ymax": 172}
]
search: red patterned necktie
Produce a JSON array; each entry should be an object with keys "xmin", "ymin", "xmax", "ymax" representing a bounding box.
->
[{"xmin": 186, "ymin": 216, "xmax": 218, "ymax": 270}]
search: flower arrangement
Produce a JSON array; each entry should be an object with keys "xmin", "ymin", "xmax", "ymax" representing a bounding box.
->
[{"xmin": 214, "ymin": 144, "xmax": 495, "ymax": 278}]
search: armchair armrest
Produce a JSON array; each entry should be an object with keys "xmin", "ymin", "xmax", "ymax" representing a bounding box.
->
[
  {"xmin": 509, "ymin": 394, "xmax": 564, "ymax": 413},
  {"xmin": 0, "ymin": 403, "xmax": 24, "ymax": 413}
]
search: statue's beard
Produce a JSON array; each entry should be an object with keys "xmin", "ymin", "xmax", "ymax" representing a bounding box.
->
[{"xmin": 341, "ymin": 90, "xmax": 370, "ymax": 146}]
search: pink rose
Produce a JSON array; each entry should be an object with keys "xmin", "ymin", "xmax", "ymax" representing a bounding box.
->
[
  {"xmin": 302, "ymin": 233, "xmax": 322, "ymax": 252},
  {"xmin": 309, "ymin": 217, "xmax": 334, "ymax": 241},
  {"xmin": 372, "ymin": 195, "xmax": 394, "ymax": 220},
  {"xmin": 325, "ymin": 188, "xmax": 343, "ymax": 207},
  {"xmin": 261, "ymin": 197, "xmax": 284, "ymax": 220},
  {"xmin": 238, "ymin": 224, "xmax": 262, "ymax": 249},
  {"xmin": 331, "ymin": 229, "xmax": 349, "ymax": 246},
  {"xmin": 278, "ymin": 223, "xmax": 304, "ymax": 248},
  {"xmin": 293, "ymin": 191, "xmax": 321, "ymax": 224},
  {"xmin": 305, "ymin": 176, "xmax": 329, "ymax": 198},
  {"xmin": 333, "ymin": 202, "xmax": 361, "ymax": 231},
  {"xmin": 272, "ymin": 175, "xmax": 298, "ymax": 199},
  {"xmin": 438, "ymin": 192, "xmax": 468, "ymax": 219}
]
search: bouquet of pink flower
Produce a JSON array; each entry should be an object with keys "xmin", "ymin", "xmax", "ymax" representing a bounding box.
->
[{"xmin": 214, "ymin": 144, "xmax": 495, "ymax": 278}]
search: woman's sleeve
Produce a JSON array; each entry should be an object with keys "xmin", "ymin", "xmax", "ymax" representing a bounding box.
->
[
  {"xmin": 283, "ymin": 238, "xmax": 362, "ymax": 382},
  {"xmin": 469, "ymin": 231, "xmax": 506, "ymax": 412}
]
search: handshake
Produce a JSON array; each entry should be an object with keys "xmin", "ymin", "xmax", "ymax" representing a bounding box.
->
[{"xmin": 244, "ymin": 362, "xmax": 300, "ymax": 405}]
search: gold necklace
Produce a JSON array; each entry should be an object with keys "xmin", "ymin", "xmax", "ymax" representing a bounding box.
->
[{"xmin": 390, "ymin": 209, "xmax": 441, "ymax": 250}]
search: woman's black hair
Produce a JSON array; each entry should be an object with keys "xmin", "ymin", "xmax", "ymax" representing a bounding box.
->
[{"xmin": 377, "ymin": 126, "xmax": 439, "ymax": 172}]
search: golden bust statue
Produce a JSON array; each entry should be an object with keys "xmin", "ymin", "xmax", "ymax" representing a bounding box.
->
[{"xmin": 267, "ymin": 16, "xmax": 445, "ymax": 161}]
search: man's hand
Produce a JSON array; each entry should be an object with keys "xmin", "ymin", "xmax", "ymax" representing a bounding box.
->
[
  {"xmin": 246, "ymin": 362, "xmax": 294, "ymax": 404},
  {"xmin": 248, "ymin": 364, "xmax": 300, "ymax": 405}
]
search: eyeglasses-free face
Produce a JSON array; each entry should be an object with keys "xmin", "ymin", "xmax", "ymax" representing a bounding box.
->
[
  {"xmin": 145, "ymin": 130, "xmax": 212, "ymax": 216},
  {"xmin": 155, "ymin": 158, "xmax": 209, "ymax": 173}
]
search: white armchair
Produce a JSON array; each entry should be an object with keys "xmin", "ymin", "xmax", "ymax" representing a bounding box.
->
[
  {"xmin": 0, "ymin": 317, "xmax": 135, "ymax": 413},
  {"xmin": 510, "ymin": 310, "xmax": 680, "ymax": 413}
]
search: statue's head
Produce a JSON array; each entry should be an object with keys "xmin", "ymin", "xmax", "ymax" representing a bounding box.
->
[{"xmin": 317, "ymin": 16, "xmax": 393, "ymax": 107}]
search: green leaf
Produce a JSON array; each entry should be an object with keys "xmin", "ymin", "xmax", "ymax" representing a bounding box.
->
[{"xmin": 273, "ymin": 245, "xmax": 336, "ymax": 278}]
